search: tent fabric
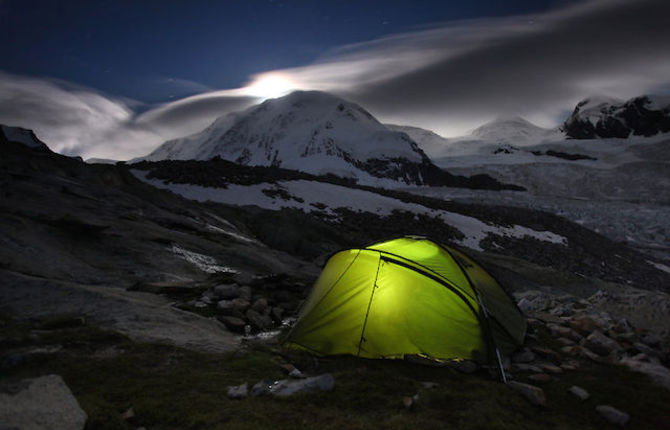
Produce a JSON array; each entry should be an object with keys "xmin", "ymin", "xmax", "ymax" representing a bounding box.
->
[{"xmin": 285, "ymin": 237, "xmax": 526, "ymax": 363}]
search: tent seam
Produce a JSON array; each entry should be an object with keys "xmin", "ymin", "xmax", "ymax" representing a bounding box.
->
[{"xmin": 357, "ymin": 254, "xmax": 382, "ymax": 357}]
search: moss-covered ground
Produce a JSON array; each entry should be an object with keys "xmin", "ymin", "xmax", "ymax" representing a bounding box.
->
[{"xmin": 1, "ymin": 314, "xmax": 669, "ymax": 430}]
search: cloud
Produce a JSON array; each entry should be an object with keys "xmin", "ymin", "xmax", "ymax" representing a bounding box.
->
[
  {"xmin": 0, "ymin": 71, "xmax": 257, "ymax": 160},
  {"xmin": 253, "ymin": 0, "xmax": 670, "ymax": 135},
  {"xmin": 135, "ymin": 91, "xmax": 256, "ymax": 136},
  {"xmin": 1, "ymin": 0, "xmax": 669, "ymax": 159}
]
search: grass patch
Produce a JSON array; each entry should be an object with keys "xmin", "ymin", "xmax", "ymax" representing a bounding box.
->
[{"xmin": 1, "ymin": 315, "xmax": 669, "ymax": 429}]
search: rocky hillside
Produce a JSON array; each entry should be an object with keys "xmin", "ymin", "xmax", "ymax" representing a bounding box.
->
[
  {"xmin": 3, "ymin": 124, "xmax": 670, "ymax": 430},
  {"xmin": 563, "ymin": 95, "xmax": 670, "ymax": 139}
]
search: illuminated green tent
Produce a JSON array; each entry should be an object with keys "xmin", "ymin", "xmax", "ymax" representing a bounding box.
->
[{"xmin": 285, "ymin": 237, "xmax": 525, "ymax": 371}]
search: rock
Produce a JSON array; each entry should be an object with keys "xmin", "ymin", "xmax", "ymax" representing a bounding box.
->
[
  {"xmin": 530, "ymin": 346, "xmax": 560, "ymax": 362},
  {"xmin": 517, "ymin": 294, "xmax": 550, "ymax": 314},
  {"xmin": 613, "ymin": 318, "xmax": 634, "ymax": 334},
  {"xmin": 596, "ymin": 405, "xmax": 630, "ymax": 426},
  {"xmin": 0, "ymin": 345, "xmax": 63, "ymax": 369},
  {"xmin": 568, "ymin": 385, "xmax": 590, "ymax": 400},
  {"xmin": 120, "ymin": 407, "xmax": 135, "ymax": 420},
  {"xmin": 539, "ymin": 363, "xmax": 563, "ymax": 374},
  {"xmin": 561, "ymin": 345, "xmax": 580, "ymax": 356},
  {"xmin": 632, "ymin": 342, "xmax": 661, "ymax": 360},
  {"xmin": 227, "ymin": 383, "xmax": 248, "ymax": 399},
  {"xmin": 511, "ymin": 363, "xmax": 543, "ymax": 373},
  {"xmin": 214, "ymin": 283, "xmax": 239, "ymax": 299},
  {"xmin": 0, "ymin": 374, "xmax": 87, "ymax": 430},
  {"xmin": 611, "ymin": 331, "xmax": 637, "ymax": 343},
  {"xmin": 270, "ymin": 306, "xmax": 284, "ymax": 323},
  {"xmin": 547, "ymin": 323, "xmax": 581, "ymax": 341},
  {"xmin": 238, "ymin": 286, "xmax": 252, "ymax": 301},
  {"xmin": 216, "ymin": 300, "xmax": 235, "ymax": 311},
  {"xmin": 278, "ymin": 363, "xmax": 297, "ymax": 374},
  {"xmin": 251, "ymin": 380, "xmax": 274, "ymax": 396},
  {"xmin": 560, "ymin": 362, "xmax": 579, "ymax": 371},
  {"xmin": 512, "ymin": 349, "xmax": 536, "ymax": 363},
  {"xmin": 508, "ymin": 381, "xmax": 546, "ymax": 406},
  {"xmin": 251, "ymin": 298, "xmax": 269, "ymax": 313},
  {"xmin": 528, "ymin": 373, "xmax": 552, "ymax": 384},
  {"xmin": 534, "ymin": 312, "xmax": 564, "ymax": 325},
  {"xmin": 232, "ymin": 272, "xmax": 256, "ymax": 286},
  {"xmin": 193, "ymin": 300, "xmax": 208, "ymax": 308},
  {"xmin": 454, "ymin": 360, "xmax": 478, "ymax": 374},
  {"xmin": 289, "ymin": 368, "xmax": 306, "ymax": 379},
  {"xmin": 267, "ymin": 373, "xmax": 335, "ymax": 397},
  {"xmin": 620, "ymin": 358, "xmax": 670, "ymax": 391},
  {"xmin": 217, "ymin": 316, "xmax": 247, "ymax": 333},
  {"xmin": 584, "ymin": 331, "xmax": 621, "ymax": 356},
  {"xmin": 579, "ymin": 346, "xmax": 609, "ymax": 363},
  {"xmin": 420, "ymin": 381, "xmax": 440, "ymax": 389},
  {"xmin": 570, "ymin": 317, "xmax": 600, "ymax": 336},
  {"xmin": 245, "ymin": 309, "xmax": 273, "ymax": 331},
  {"xmin": 640, "ymin": 333, "xmax": 662, "ymax": 348},
  {"xmin": 556, "ymin": 337, "xmax": 575, "ymax": 346},
  {"xmin": 231, "ymin": 298, "xmax": 250, "ymax": 311},
  {"xmin": 549, "ymin": 304, "xmax": 573, "ymax": 317},
  {"xmin": 628, "ymin": 353, "xmax": 657, "ymax": 364}
]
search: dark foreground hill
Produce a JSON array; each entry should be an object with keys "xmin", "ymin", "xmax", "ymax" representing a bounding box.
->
[{"xmin": 2, "ymin": 131, "xmax": 670, "ymax": 429}]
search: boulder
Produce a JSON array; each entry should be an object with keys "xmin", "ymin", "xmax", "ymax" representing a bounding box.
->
[
  {"xmin": 613, "ymin": 318, "xmax": 634, "ymax": 334},
  {"xmin": 238, "ymin": 286, "xmax": 253, "ymax": 301},
  {"xmin": 620, "ymin": 358, "xmax": 670, "ymax": 391},
  {"xmin": 568, "ymin": 385, "xmax": 589, "ymax": 400},
  {"xmin": 547, "ymin": 323, "xmax": 579, "ymax": 340},
  {"xmin": 218, "ymin": 316, "xmax": 247, "ymax": 333},
  {"xmin": 231, "ymin": 298, "xmax": 250, "ymax": 311},
  {"xmin": 511, "ymin": 363, "xmax": 543, "ymax": 373},
  {"xmin": 556, "ymin": 337, "xmax": 575, "ymax": 346},
  {"xmin": 216, "ymin": 300, "xmax": 235, "ymax": 311},
  {"xmin": 269, "ymin": 373, "xmax": 335, "ymax": 397},
  {"xmin": 508, "ymin": 381, "xmax": 546, "ymax": 406},
  {"xmin": 251, "ymin": 298, "xmax": 269, "ymax": 313},
  {"xmin": 530, "ymin": 346, "xmax": 560, "ymax": 362},
  {"xmin": 528, "ymin": 373, "xmax": 552, "ymax": 384},
  {"xmin": 583, "ymin": 331, "xmax": 621, "ymax": 356},
  {"xmin": 539, "ymin": 363, "xmax": 563, "ymax": 374},
  {"xmin": 640, "ymin": 333, "xmax": 662, "ymax": 348},
  {"xmin": 0, "ymin": 374, "xmax": 87, "ymax": 430},
  {"xmin": 270, "ymin": 306, "xmax": 284, "ymax": 323},
  {"xmin": 246, "ymin": 309, "xmax": 273, "ymax": 331},
  {"xmin": 227, "ymin": 383, "xmax": 248, "ymax": 399},
  {"xmin": 214, "ymin": 283, "xmax": 239, "ymax": 299},
  {"xmin": 570, "ymin": 317, "xmax": 600, "ymax": 336},
  {"xmin": 512, "ymin": 349, "xmax": 536, "ymax": 364},
  {"xmin": 595, "ymin": 405, "xmax": 630, "ymax": 426}
]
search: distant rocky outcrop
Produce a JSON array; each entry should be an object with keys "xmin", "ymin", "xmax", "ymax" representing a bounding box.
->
[
  {"xmin": 0, "ymin": 124, "xmax": 50, "ymax": 151},
  {"xmin": 563, "ymin": 95, "xmax": 670, "ymax": 139}
]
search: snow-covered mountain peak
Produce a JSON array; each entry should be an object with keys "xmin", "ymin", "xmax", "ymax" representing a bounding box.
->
[
  {"xmin": 142, "ymin": 90, "xmax": 434, "ymax": 185},
  {"xmin": 469, "ymin": 116, "xmax": 557, "ymax": 144}
]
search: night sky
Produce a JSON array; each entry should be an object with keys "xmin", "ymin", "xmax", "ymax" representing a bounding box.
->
[{"xmin": 1, "ymin": 0, "xmax": 669, "ymax": 159}]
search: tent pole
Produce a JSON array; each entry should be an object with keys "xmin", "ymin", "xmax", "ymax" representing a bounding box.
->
[
  {"xmin": 495, "ymin": 346, "xmax": 508, "ymax": 384},
  {"xmin": 479, "ymin": 301, "xmax": 507, "ymax": 384}
]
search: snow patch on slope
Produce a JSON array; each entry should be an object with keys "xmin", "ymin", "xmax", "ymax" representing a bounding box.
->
[
  {"xmin": 1, "ymin": 125, "xmax": 48, "ymax": 149},
  {"xmin": 134, "ymin": 170, "xmax": 566, "ymax": 251}
]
